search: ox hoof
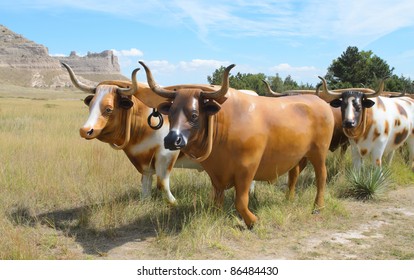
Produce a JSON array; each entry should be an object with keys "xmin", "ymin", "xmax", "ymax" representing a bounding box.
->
[
  {"xmin": 167, "ymin": 199, "xmax": 178, "ymax": 207},
  {"xmin": 312, "ymin": 209, "xmax": 320, "ymax": 215},
  {"xmin": 312, "ymin": 206, "xmax": 325, "ymax": 215},
  {"xmin": 245, "ymin": 217, "xmax": 258, "ymax": 230}
]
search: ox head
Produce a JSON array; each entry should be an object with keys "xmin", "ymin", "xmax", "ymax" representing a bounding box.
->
[
  {"xmin": 61, "ymin": 62, "xmax": 138, "ymax": 142},
  {"xmin": 139, "ymin": 60, "xmax": 233, "ymax": 151},
  {"xmin": 317, "ymin": 76, "xmax": 385, "ymax": 129}
]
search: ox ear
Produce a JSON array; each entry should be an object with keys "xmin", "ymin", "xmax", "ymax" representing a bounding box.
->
[
  {"xmin": 330, "ymin": 99, "xmax": 342, "ymax": 108},
  {"xmin": 362, "ymin": 99, "xmax": 375, "ymax": 108},
  {"xmin": 84, "ymin": 95, "xmax": 94, "ymax": 106},
  {"xmin": 119, "ymin": 96, "xmax": 134, "ymax": 109},
  {"xmin": 158, "ymin": 101, "xmax": 173, "ymax": 115},
  {"xmin": 202, "ymin": 99, "xmax": 221, "ymax": 115}
]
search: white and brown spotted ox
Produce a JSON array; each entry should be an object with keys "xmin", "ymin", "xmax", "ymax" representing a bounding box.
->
[
  {"xmin": 136, "ymin": 61, "xmax": 334, "ymax": 228},
  {"xmin": 62, "ymin": 62, "xmax": 201, "ymax": 205},
  {"xmin": 318, "ymin": 77, "xmax": 414, "ymax": 171}
]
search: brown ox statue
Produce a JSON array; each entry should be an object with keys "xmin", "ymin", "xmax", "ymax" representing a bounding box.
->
[
  {"xmin": 136, "ymin": 61, "xmax": 334, "ymax": 228},
  {"xmin": 62, "ymin": 62, "xmax": 201, "ymax": 205},
  {"xmin": 262, "ymin": 80, "xmax": 349, "ymax": 154}
]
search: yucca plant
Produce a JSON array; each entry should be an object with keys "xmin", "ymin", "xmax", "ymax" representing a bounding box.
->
[{"xmin": 342, "ymin": 165, "xmax": 392, "ymax": 201}]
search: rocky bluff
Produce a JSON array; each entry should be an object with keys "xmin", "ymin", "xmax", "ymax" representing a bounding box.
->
[{"xmin": 0, "ymin": 24, "xmax": 126, "ymax": 88}]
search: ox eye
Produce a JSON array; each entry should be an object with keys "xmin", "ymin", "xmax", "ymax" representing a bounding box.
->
[
  {"xmin": 104, "ymin": 107, "xmax": 113, "ymax": 114},
  {"xmin": 191, "ymin": 112, "xmax": 199, "ymax": 121}
]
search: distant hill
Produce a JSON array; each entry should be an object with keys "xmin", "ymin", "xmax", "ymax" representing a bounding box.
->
[{"xmin": 0, "ymin": 24, "xmax": 127, "ymax": 88}]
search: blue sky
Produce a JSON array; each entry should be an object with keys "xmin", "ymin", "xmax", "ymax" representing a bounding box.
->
[{"xmin": 1, "ymin": 0, "xmax": 414, "ymax": 86}]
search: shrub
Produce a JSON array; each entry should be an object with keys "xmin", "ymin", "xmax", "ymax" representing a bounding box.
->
[{"xmin": 340, "ymin": 165, "xmax": 392, "ymax": 201}]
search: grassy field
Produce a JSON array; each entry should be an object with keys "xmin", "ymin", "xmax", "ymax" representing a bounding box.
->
[{"xmin": 1, "ymin": 86, "xmax": 414, "ymax": 260}]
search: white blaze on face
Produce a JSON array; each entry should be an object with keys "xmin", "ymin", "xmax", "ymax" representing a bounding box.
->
[
  {"xmin": 82, "ymin": 86, "xmax": 112, "ymax": 129},
  {"xmin": 344, "ymin": 96, "xmax": 356, "ymax": 122}
]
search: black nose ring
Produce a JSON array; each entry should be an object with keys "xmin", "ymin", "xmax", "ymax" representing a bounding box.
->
[{"xmin": 147, "ymin": 108, "xmax": 164, "ymax": 130}]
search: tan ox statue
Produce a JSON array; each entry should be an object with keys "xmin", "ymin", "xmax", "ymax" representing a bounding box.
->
[
  {"xmin": 134, "ymin": 61, "xmax": 334, "ymax": 228},
  {"xmin": 62, "ymin": 62, "xmax": 201, "ymax": 205}
]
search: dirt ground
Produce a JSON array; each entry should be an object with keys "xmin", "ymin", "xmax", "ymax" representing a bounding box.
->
[{"xmin": 49, "ymin": 185, "xmax": 414, "ymax": 260}]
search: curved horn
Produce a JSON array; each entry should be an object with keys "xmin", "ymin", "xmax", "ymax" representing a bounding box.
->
[
  {"xmin": 116, "ymin": 68, "xmax": 140, "ymax": 96},
  {"xmin": 61, "ymin": 62, "xmax": 95, "ymax": 94},
  {"xmin": 139, "ymin": 60, "xmax": 176, "ymax": 99},
  {"xmin": 262, "ymin": 79, "xmax": 288, "ymax": 97},
  {"xmin": 382, "ymin": 91, "xmax": 405, "ymax": 98},
  {"xmin": 364, "ymin": 79, "xmax": 385, "ymax": 98},
  {"xmin": 317, "ymin": 76, "xmax": 343, "ymax": 102},
  {"xmin": 281, "ymin": 90, "xmax": 316, "ymax": 95},
  {"xmin": 200, "ymin": 64, "xmax": 235, "ymax": 99}
]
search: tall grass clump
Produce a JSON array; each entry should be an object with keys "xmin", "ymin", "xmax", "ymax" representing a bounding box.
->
[
  {"xmin": 339, "ymin": 165, "xmax": 392, "ymax": 201},
  {"xmin": 389, "ymin": 144, "xmax": 414, "ymax": 185}
]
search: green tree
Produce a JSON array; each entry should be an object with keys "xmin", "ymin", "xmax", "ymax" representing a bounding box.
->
[
  {"xmin": 283, "ymin": 75, "xmax": 299, "ymax": 90},
  {"xmin": 207, "ymin": 66, "xmax": 268, "ymax": 95},
  {"xmin": 268, "ymin": 74, "xmax": 284, "ymax": 92},
  {"xmin": 385, "ymin": 74, "xmax": 413, "ymax": 93},
  {"xmin": 207, "ymin": 66, "xmax": 226, "ymax": 85},
  {"xmin": 325, "ymin": 46, "xmax": 395, "ymax": 90},
  {"xmin": 208, "ymin": 68, "xmax": 314, "ymax": 95}
]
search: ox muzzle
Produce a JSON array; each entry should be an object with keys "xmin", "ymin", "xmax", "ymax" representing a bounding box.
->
[
  {"xmin": 164, "ymin": 130, "xmax": 187, "ymax": 150},
  {"xmin": 343, "ymin": 119, "xmax": 357, "ymax": 129},
  {"xmin": 79, "ymin": 126, "xmax": 100, "ymax": 139}
]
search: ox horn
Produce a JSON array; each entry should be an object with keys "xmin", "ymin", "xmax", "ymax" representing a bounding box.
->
[
  {"xmin": 318, "ymin": 76, "xmax": 386, "ymax": 101},
  {"xmin": 262, "ymin": 80, "xmax": 288, "ymax": 97},
  {"xmin": 116, "ymin": 68, "xmax": 140, "ymax": 96},
  {"xmin": 61, "ymin": 62, "xmax": 95, "ymax": 94},
  {"xmin": 390, "ymin": 92, "xmax": 405, "ymax": 98},
  {"xmin": 364, "ymin": 79, "xmax": 385, "ymax": 98},
  {"xmin": 317, "ymin": 76, "xmax": 343, "ymax": 102},
  {"xmin": 139, "ymin": 60, "xmax": 176, "ymax": 99},
  {"xmin": 200, "ymin": 64, "xmax": 235, "ymax": 99}
]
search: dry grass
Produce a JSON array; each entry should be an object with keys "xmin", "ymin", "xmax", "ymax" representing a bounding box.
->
[{"xmin": 1, "ymin": 87, "xmax": 413, "ymax": 260}]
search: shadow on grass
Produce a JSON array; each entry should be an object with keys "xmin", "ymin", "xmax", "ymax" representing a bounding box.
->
[
  {"xmin": 7, "ymin": 181, "xmax": 318, "ymax": 258},
  {"xmin": 6, "ymin": 189, "xmax": 197, "ymax": 257}
]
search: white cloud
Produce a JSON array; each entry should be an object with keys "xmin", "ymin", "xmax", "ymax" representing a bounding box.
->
[
  {"xmin": 269, "ymin": 63, "xmax": 320, "ymax": 84},
  {"xmin": 155, "ymin": 0, "xmax": 414, "ymax": 46},
  {"xmin": 270, "ymin": 63, "xmax": 317, "ymax": 74},
  {"xmin": 143, "ymin": 60, "xmax": 177, "ymax": 73},
  {"xmin": 122, "ymin": 59, "xmax": 321, "ymax": 85},
  {"xmin": 400, "ymin": 49, "xmax": 414, "ymax": 59},
  {"xmin": 126, "ymin": 59, "xmax": 235, "ymax": 85},
  {"xmin": 179, "ymin": 59, "xmax": 231, "ymax": 71},
  {"xmin": 5, "ymin": 1, "xmax": 414, "ymax": 46},
  {"xmin": 112, "ymin": 48, "xmax": 143, "ymax": 57},
  {"xmin": 137, "ymin": 59, "xmax": 231, "ymax": 75}
]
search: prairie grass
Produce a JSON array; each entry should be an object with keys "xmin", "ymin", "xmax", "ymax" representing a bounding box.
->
[{"xmin": 0, "ymin": 88, "xmax": 412, "ymax": 259}]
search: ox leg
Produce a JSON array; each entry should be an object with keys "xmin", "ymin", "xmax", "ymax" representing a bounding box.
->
[
  {"xmin": 286, "ymin": 158, "xmax": 307, "ymax": 201},
  {"xmin": 156, "ymin": 176, "xmax": 177, "ymax": 206},
  {"xmin": 308, "ymin": 154, "xmax": 327, "ymax": 214},
  {"xmin": 234, "ymin": 176, "xmax": 258, "ymax": 229},
  {"xmin": 154, "ymin": 154, "xmax": 178, "ymax": 206},
  {"xmin": 141, "ymin": 173, "xmax": 153, "ymax": 200},
  {"xmin": 371, "ymin": 146, "xmax": 385, "ymax": 168},
  {"xmin": 207, "ymin": 174, "xmax": 226, "ymax": 209},
  {"xmin": 212, "ymin": 187, "xmax": 225, "ymax": 209},
  {"xmin": 351, "ymin": 145, "xmax": 363, "ymax": 170},
  {"xmin": 286, "ymin": 165, "xmax": 300, "ymax": 201},
  {"xmin": 340, "ymin": 142, "xmax": 349, "ymax": 157},
  {"xmin": 407, "ymin": 137, "xmax": 414, "ymax": 172},
  {"xmin": 249, "ymin": 181, "xmax": 256, "ymax": 197},
  {"xmin": 384, "ymin": 151, "xmax": 395, "ymax": 166}
]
